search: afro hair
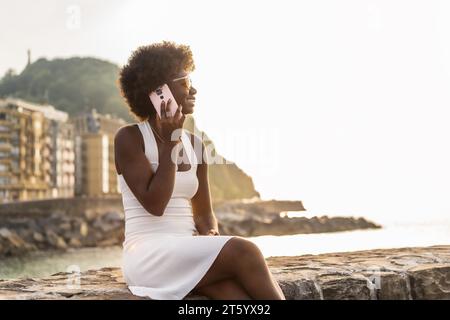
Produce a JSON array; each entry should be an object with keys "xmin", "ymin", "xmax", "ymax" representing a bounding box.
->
[{"xmin": 118, "ymin": 41, "xmax": 195, "ymax": 121}]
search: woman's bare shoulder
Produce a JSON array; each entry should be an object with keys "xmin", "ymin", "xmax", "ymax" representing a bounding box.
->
[
  {"xmin": 115, "ymin": 124, "xmax": 142, "ymax": 147},
  {"xmin": 114, "ymin": 124, "xmax": 145, "ymax": 158},
  {"xmin": 114, "ymin": 124, "xmax": 145, "ymax": 174}
]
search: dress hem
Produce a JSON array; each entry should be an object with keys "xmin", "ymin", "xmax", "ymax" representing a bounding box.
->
[{"xmin": 125, "ymin": 235, "xmax": 236, "ymax": 300}]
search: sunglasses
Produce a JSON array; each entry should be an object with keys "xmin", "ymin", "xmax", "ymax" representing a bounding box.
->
[{"xmin": 171, "ymin": 74, "xmax": 192, "ymax": 89}]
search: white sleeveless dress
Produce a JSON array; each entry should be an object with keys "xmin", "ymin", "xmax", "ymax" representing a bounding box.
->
[{"xmin": 118, "ymin": 121, "xmax": 235, "ymax": 300}]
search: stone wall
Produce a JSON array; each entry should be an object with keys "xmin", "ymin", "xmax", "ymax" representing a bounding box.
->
[
  {"xmin": 0, "ymin": 196, "xmax": 123, "ymax": 218},
  {"xmin": 0, "ymin": 246, "xmax": 448, "ymax": 300}
]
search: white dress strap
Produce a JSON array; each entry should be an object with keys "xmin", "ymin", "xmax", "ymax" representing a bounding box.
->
[
  {"xmin": 139, "ymin": 120, "xmax": 198, "ymax": 170},
  {"xmin": 137, "ymin": 121, "xmax": 158, "ymax": 165}
]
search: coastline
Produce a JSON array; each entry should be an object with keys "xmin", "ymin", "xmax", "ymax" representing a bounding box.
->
[
  {"xmin": 1, "ymin": 221, "xmax": 449, "ymax": 281},
  {"xmin": 0, "ymin": 198, "xmax": 381, "ymax": 258},
  {"xmin": 1, "ymin": 245, "xmax": 449, "ymax": 300}
]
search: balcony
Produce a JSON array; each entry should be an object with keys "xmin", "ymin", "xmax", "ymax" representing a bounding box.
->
[
  {"xmin": 0, "ymin": 143, "xmax": 12, "ymax": 150},
  {"xmin": 0, "ymin": 125, "xmax": 10, "ymax": 133},
  {"xmin": 0, "ymin": 170, "xmax": 11, "ymax": 177}
]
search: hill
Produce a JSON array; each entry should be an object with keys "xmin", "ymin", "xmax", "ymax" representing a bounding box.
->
[{"xmin": 0, "ymin": 57, "xmax": 260, "ymax": 202}]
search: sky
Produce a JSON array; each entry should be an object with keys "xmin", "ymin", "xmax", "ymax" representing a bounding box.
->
[{"xmin": 1, "ymin": 0, "xmax": 450, "ymax": 225}]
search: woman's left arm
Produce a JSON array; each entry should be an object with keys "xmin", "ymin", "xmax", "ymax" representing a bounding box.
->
[{"xmin": 190, "ymin": 133, "xmax": 220, "ymax": 236}]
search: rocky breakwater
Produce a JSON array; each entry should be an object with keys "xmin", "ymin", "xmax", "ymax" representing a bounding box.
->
[
  {"xmin": 0, "ymin": 199, "xmax": 381, "ymax": 257},
  {"xmin": 215, "ymin": 200, "xmax": 381, "ymax": 237},
  {"xmin": 0, "ymin": 210, "xmax": 124, "ymax": 257},
  {"xmin": 0, "ymin": 246, "xmax": 448, "ymax": 300}
]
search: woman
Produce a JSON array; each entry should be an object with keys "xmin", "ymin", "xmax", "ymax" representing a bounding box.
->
[{"xmin": 115, "ymin": 41, "xmax": 285, "ymax": 300}]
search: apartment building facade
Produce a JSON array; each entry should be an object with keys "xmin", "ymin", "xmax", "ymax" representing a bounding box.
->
[
  {"xmin": 72, "ymin": 109, "xmax": 126, "ymax": 197},
  {"xmin": 0, "ymin": 99, "xmax": 75, "ymax": 202}
]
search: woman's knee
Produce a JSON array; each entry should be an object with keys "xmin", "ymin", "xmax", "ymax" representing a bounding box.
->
[{"xmin": 223, "ymin": 237, "xmax": 264, "ymax": 260}]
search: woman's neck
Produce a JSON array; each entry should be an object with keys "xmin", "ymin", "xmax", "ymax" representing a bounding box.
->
[
  {"xmin": 147, "ymin": 114, "xmax": 187, "ymax": 141},
  {"xmin": 147, "ymin": 116, "xmax": 160, "ymax": 131}
]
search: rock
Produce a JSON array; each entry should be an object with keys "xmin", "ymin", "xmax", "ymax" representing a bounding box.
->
[
  {"xmin": 0, "ymin": 228, "xmax": 36, "ymax": 256},
  {"xmin": 45, "ymin": 230, "xmax": 67, "ymax": 250},
  {"xmin": 0, "ymin": 268, "xmax": 135, "ymax": 300},
  {"xmin": 83, "ymin": 209, "xmax": 100, "ymax": 222},
  {"xmin": 92, "ymin": 218, "xmax": 115, "ymax": 233},
  {"xmin": 97, "ymin": 238, "xmax": 121, "ymax": 247},
  {"xmin": 32, "ymin": 232, "xmax": 45, "ymax": 243},
  {"xmin": 0, "ymin": 228, "xmax": 25, "ymax": 248},
  {"xmin": 0, "ymin": 245, "xmax": 449, "ymax": 300},
  {"xmin": 375, "ymin": 272, "xmax": 410, "ymax": 300},
  {"xmin": 0, "ymin": 202, "xmax": 125, "ymax": 256},
  {"xmin": 102, "ymin": 211, "xmax": 123, "ymax": 222},
  {"xmin": 68, "ymin": 238, "xmax": 82, "ymax": 248},
  {"xmin": 0, "ymin": 198, "xmax": 384, "ymax": 258},
  {"xmin": 217, "ymin": 214, "xmax": 381, "ymax": 237},
  {"xmin": 409, "ymin": 264, "xmax": 450, "ymax": 299},
  {"xmin": 58, "ymin": 223, "xmax": 72, "ymax": 232},
  {"xmin": 319, "ymin": 275, "xmax": 371, "ymax": 300},
  {"xmin": 213, "ymin": 199, "xmax": 306, "ymax": 217},
  {"xmin": 277, "ymin": 279, "xmax": 322, "ymax": 299},
  {"xmin": 79, "ymin": 222, "xmax": 88, "ymax": 237},
  {"xmin": 213, "ymin": 200, "xmax": 381, "ymax": 237}
]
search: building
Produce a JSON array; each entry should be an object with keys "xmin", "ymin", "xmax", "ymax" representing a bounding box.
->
[
  {"xmin": 71, "ymin": 109, "xmax": 126, "ymax": 197},
  {"xmin": 0, "ymin": 98, "xmax": 75, "ymax": 202}
]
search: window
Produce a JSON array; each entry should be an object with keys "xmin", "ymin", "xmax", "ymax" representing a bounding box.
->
[{"xmin": 0, "ymin": 177, "xmax": 9, "ymax": 185}]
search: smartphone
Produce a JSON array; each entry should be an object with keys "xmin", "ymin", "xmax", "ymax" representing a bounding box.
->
[{"xmin": 149, "ymin": 84, "xmax": 179, "ymax": 119}]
